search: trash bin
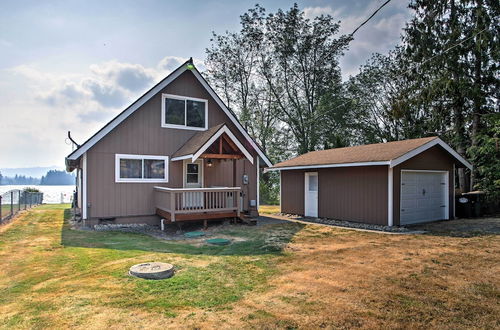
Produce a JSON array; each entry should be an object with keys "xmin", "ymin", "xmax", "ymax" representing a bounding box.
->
[
  {"xmin": 456, "ymin": 191, "xmax": 484, "ymax": 218},
  {"xmin": 456, "ymin": 195, "xmax": 472, "ymax": 218}
]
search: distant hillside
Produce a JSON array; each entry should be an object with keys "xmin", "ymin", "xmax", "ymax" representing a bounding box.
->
[
  {"xmin": 0, "ymin": 168, "xmax": 74, "ymax": 185},
  {"xmin": 0, "ymin": 175, "xmax": 40, "ymax": 185},
  {"xmin": 40, "ymin": 170, "xmax": 75, "ymax": 185},
  {"xmin": 0, "ymin": 166, "xmax": 64, "ymax": 178}
]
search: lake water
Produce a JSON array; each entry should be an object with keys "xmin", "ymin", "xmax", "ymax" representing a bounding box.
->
[{"xmin": 0, "ymin": 185, "xmax": 75, "ymax": 204}]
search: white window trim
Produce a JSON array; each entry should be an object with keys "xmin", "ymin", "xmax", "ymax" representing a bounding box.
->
[
  {"xmin": 182, "ymin": 159, "xmax": 204, "ymax": 188},
  {"xmin": 115, "ymin": 154, "xmax": 169, "ymax": 183},
  {"xmin": 161, "ymin": 93, "xmax": 208, "ymax": 131}
]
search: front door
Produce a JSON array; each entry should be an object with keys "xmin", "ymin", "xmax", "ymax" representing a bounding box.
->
[
  {"xmin": 183, "ymin": 160, "xmax": 203, "ymax": 207},
  {"xmin": 304, "ymin": 172, "xmax": 318, "ymax": 217}
]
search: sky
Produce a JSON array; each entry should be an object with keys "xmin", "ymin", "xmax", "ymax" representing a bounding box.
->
[{"xmin": 0, "ymin": 0, "xmax": 411, "ymax": 170}]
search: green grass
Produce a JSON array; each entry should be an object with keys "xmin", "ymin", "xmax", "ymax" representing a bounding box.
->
[
  {"xmin": 1, "ymin": 204, "xmax": 10, "ymax": 218},
  {"xmin": 0, "ymin": 204, "xmax": 303, "ymax": 328},
  {"xmin": 1, "ymin": 204, "xmax": 497, "ymax": 329},
  {"xmin": 259, "ymin": 205, "xmax": 280, "ymax": 214}
]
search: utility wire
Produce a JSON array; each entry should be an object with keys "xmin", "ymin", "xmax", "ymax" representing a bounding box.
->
[
  {"xmin": 349, "ymin": 0, "xmax": 392, "ymax": 36},
  {"xmin": 401, "ymin": 27, "xmax": 488, "ymax": 75},
  {"xmin": 315, "ymin": 27, "xmax": 491, "ymax": 121}
]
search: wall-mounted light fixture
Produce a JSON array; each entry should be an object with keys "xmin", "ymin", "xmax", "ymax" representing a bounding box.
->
[{"xmin": 207, "ymin": 159, "xmax": 213, "ymax": 167}]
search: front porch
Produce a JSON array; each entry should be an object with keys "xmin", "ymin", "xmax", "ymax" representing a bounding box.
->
[
  {"xmin": 154, "ymin": 186, "xmax": 243, "ymax": 226},
  {"xmin": 155, "ymin": 123, "xmax": 259, "ymax": 226}
]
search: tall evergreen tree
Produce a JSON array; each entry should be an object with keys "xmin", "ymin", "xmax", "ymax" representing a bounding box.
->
[{"xmin": 403, "ymin": 0, "xmax": 499, "ymax": 192}]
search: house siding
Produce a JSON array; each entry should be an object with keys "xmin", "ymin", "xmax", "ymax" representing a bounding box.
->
[
  {"xmin": 392, "ymin": 145, "xmax": 455, "ymax": 226},
  {"xmin": 318, "ymin": 166, "xmax": 388, "ymax": 225},
  {"xmin": 280, "ymin": 166, "xmax": 388, "ymax": 225},
  {"xmin": 85, "ymin": 70, "xmax": 258, "ymax": 221},
  {"xmin": 280, "ymin": 170, "xmax": 306, "ymax": 215}
]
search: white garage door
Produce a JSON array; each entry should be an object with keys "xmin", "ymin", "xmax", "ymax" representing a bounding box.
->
[{"xmin": 400, "ymin": 171, "xmax": 449, "ymax": 225}]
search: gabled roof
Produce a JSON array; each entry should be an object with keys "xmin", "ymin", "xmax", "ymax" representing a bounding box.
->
[
  {"xmin": 66, "ymin": 59, "xmax": 272, "ymax": 167},
  {"xmin": 267, "ymin": 137, "xmax": 472, "ymax": 171},
  {"xmin": 171, "ymin": 123, "xmax": 254, "ymax": 164}
]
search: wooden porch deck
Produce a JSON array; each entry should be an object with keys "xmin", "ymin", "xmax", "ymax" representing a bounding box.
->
[{"xmin": 154, "ymin": 186, "xmax": 241, "ymax": 224}]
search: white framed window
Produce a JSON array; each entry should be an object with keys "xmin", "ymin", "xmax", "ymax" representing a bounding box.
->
[
  {"xmin": 115, "ymin": 154, "xmax": 169, "ymax": 183},
  {"xmin": 183, "ymin": 159, "xmax": 203, "ymax": 188},
  {"xmin": 161, "ymin": 94, "xmax": 208, "ymax": 131}
]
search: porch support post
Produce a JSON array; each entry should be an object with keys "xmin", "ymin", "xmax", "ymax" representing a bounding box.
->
[
  {"xmin": 236, "ymin": 190, "xmax": 240, "ymax": 218},
  {"xmin": 232, "ymin": 159, "xmax": 236, "ymax": 187},
  {"xmin": 170, "ymin": 192, "xmax": 176, "ymax": 223}
]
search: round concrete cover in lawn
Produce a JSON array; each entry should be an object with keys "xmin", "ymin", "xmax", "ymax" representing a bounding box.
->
[
  {"xmin": 184, "ymin": 231, "xmax": 205, "ymax": 238},
  {"xmin": 206, "ymin": 238, "xmax": 231, "ymax": 246},
  {"xmin": 129, "ymin": 262, "xmax": 175, "ymax": 280}
]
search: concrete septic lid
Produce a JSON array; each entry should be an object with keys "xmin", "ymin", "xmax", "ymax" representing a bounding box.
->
[
  {"xmin": 184, "ymin": 231, "xmax": 205, "ymax": 238},
  {"xmin": 129, "ymin": 262, "xmax": 175, "ymax": 280},
  {"xmin": 206, "ymin": 238, "xmax": 231, "ymax": 246}
]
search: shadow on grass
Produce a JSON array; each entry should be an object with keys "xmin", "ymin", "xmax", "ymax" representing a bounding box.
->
[
  {"xmin": 61, "ymin": 208, "xmax": 305, "ymax": 256},
  {"xmin": 407, "ymin": 217, "xmax": 500, "ymax": 238}
]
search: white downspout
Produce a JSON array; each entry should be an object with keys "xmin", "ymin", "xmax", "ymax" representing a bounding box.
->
[
  {"xmin": 82, "ymin": 152, "xmax": 88, "ymax": 220},
  {"xmin": 256, "ymin": 156, "xmax": 260, "ymax": 212},
  {"xmin": 388, "ymin": 166, "xmax": 393, "ymax": 226}
]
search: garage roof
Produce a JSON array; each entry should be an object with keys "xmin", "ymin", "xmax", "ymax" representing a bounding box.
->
[{"xmin": 267, "ymin": 137, "xmax": 472, "ymax": 171}]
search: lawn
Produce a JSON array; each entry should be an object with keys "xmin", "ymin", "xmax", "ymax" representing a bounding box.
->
[
  {"xmin": 259, "ymin": 204, "xmax": 280, "ymax": 214},
  {"xmin": 0, "ymin": 205, "xmax": 499, "ymax": 329}
]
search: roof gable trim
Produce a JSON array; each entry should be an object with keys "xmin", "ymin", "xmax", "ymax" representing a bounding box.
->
[
  {"xmin": 171, "ymin": 125, "xmax": 254, "ymax": 164},
  {"xmin": 67, "ymin": 62, "xmax": 272, "ymax": 167},
  {"xmin": 191, "ymin": 125, "xmax": 254, "ymax": 164},
  {"xmin": 266, "ymin": 138, "xmax": 472, "ymax": 171},
  {"xmin": 264, "ymin": 161, "xmax": 390, "ymax": 172},
  {"xmin": 389, "ymin": 138, "xmax": 472, "ymax": 170},
  {"xmin": 190, "ymin": 69, "xmax": 271, "ymax": 167},
  {"xmin": 67, "ymin": 64, "xmax": 187, "ymax": 160}
]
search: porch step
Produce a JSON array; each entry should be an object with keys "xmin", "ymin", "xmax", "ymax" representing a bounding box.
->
[{"xmin": 239, "ymin": 214, "xmax": 257, "ymax": 226}]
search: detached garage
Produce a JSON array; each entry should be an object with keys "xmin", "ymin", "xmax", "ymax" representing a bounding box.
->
[{"xmin": 268, "ymin": 137, "xmax": 472, "ymax": 226}]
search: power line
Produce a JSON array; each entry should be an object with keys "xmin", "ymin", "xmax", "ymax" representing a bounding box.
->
[
  {"xmin": 350, "ymin": 0, "xmax": 392, "ymax": 36},
  {"xmin": 402, "ymin": 27, "xmax": 489, "ymax": 75},
  {"xmin": 314, "ymin": 27, "xmax": 491, "ymax": 121}
]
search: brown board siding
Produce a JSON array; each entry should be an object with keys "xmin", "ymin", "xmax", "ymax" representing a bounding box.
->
[
  {"xmin": 85, "ymin": 70, "xmax": 258, "ymax": 220},
  {"xmin": 392, "ymin": 145, "xmax": 455, "ymax": 226},
  {"xmin": 280, "ymin": 170, "xmax": 306, "ymax": 215},
  {"xmin": 318, "ymin": 166, "xmax": 388, "ymax": 225},
  {"xmin": 280, "ymin": 166, "xmax": 388, "ymax": 225}
]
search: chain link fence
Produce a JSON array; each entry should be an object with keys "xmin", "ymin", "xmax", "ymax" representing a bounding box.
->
[{"xmin": 0, "ymin": 189, "xmax": 43, "ymax": 223}]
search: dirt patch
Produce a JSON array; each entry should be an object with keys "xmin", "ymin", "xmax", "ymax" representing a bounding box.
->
[{"xmin": 186, "ymin": 225, "xmax": 500, "ymax": 329}]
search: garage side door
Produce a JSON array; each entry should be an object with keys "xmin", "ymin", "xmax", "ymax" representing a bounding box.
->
[{"xmin": 400, "ymin": 171, "xmax": 448, "ymax": 225}]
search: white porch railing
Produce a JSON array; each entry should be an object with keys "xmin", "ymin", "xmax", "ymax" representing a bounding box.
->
[{"xmin": 154, "ymin": 186, "xmax": 241, "ymax": 222}]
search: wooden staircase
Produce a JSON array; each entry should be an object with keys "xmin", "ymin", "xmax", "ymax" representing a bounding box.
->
[{"xmin": 239, "ymin": 213, "xmax": 257, "ymax": 226}]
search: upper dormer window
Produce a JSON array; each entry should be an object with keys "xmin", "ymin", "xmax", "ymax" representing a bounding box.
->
[{"xmin": 161, "ymin": 94, "xmax": 208, "ymax": 131}]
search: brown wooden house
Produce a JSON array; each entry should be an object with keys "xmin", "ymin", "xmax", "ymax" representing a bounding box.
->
[
  {"xmin": 268, "ymin": 137, "xmax": 472, "ymax": 226},
  {"xmin": 66, "ymin": 58, "xmax": 272, "ymax": 226}
]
